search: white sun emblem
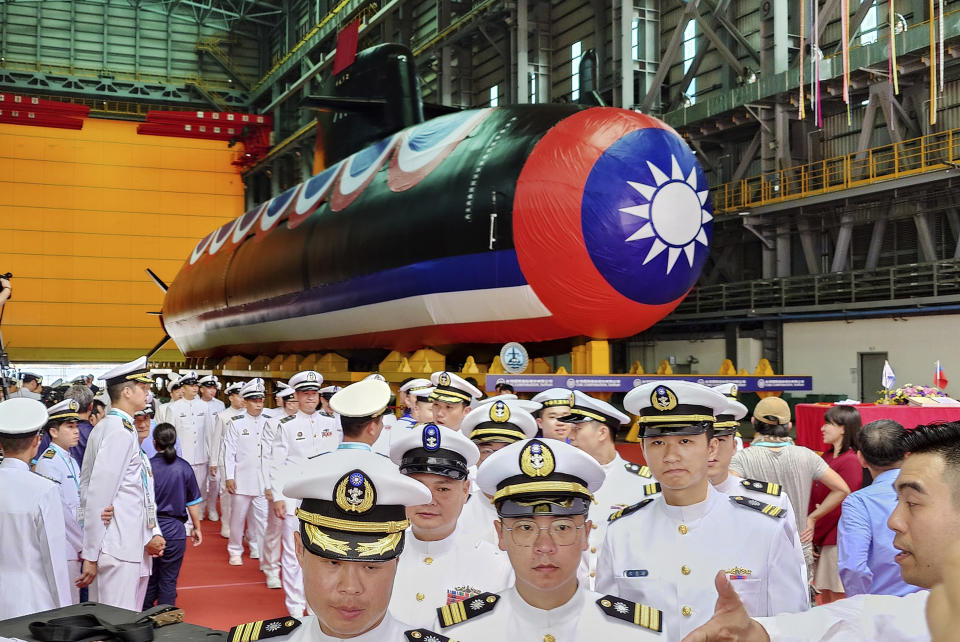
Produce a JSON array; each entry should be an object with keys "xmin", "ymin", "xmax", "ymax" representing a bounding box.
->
[
  {"xmin": 425, "ymin": 637, "xmax": 440, "ymax": 642},
  {"xmin": 614, "ymin": 601, "xmax": 630, "ymax": 614},
  {"xmin": 620, "ymin": 155, "xmax": 712, "ymax": 274},
  {"xmin": 265, "ymin": 622, "xmax": 281, "ymax": 632},
  {"xmin": 469, "ymin": 598, "xmax": 486, "ymax": 610}
]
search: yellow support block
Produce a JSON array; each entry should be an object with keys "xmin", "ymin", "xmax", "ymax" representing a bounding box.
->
[
  {"xmin": 379, "ymin": 351, "xmax": 408, "ymax": 372},
  {"xmin": 530, "ymin": 358, "xmax": 552, "ymax": 374},
  {"xmin": 719, "ymin": 359, "xmax": 737, "ymax": 375},
  {"xmin": 628, "ymin": 360, "xmax": 644, "ymax": 375},
  {"xmin": 555, "ymin": 366, "xmax": 569, "ymax": 375},
  {"xmin": 571, "ymin": 343, "xmax": 586, "ymax": 373},
  {"xmin": 463, "ymin": 356, "xmax": 481, "ymax": 374},
  {"xmin": 409, "ymin": 349, "xmax": 445, "ymax": 373},
  {"xmin": 488, "ymin": 356, "xmax": 505, "ymax": 374},
  {"xmin": 584, "ymin": 340, "xmax": 610, "ymax": 374},
  {"xmin": 318, "ymin": 352, "xmax": 348, "ymax": 373},
  {"xmin": 657, "ymin": 360, "xmax": 674, "ymax": 375}
]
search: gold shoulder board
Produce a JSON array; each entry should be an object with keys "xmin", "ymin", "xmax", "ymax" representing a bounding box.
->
[
  {"xmin": 730, "ymin": 495, "xmax": 786, "ymax": 519},
  {"xmin": 596, "ymin": 595, "xmax": 663, "ymax": 632},
  {"xmin": 436, "ymin": 593, "xmax": 499, "ymax": 628}
]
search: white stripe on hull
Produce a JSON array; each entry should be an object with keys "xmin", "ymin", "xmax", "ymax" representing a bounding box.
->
[{"xmin": 171, "ymin": 285, "xmax": 553, "ymax": 354}]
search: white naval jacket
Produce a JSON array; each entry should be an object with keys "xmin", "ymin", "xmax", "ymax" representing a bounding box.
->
[
  {"xmin": 223, "ymin": 411, "xmax": 270, "ymax": 496},
  {"xmin": 232, "ymin": 612, "xmax": 416, "ymax": 641},
  {"xmin": 432, "ymin": 585, "xmax": 665, "ymax": 641},
  {"xmin": 210, "ymin": 404, "xmax": 246, "ymax": 471},
  {"xmin": 0, "ymin": 458, "xmax": 72, "ymax": 619},
  {"xmin": 80, "ymin": 410, "xmax": 162, "ymax": 564},
  {"xmin": 714, "ymin": 472, "xmax": 807, "ymax": 585},
  {"xmin": 165, "ymin": 397, "xmax": 211, "ymax": 465},
  {"xmin": 585, "ymin": 454, "xmax": 659, "ymax": 587},
  {"xmin": 757, "ymin": 590, "xmax": 930, "ymax": 641},
  {"xmin": 388, "ymin": 524, "xmax": 514, "ymax": 628},
  {"xmin": 268, "ymin": 410, "xmax": 341, "ymax": 515},
  {"xmin": 35, "ymin": 443, "xmax": 83, "ymax": 560},
  {"xmin": 596, "ymin": 483, "xmax": 808, "ymax": 640}
]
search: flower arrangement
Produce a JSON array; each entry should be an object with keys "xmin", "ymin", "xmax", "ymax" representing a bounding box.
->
[{"xmin": 877, "ymin": 383, "xmax": 949, "ymax": 405}]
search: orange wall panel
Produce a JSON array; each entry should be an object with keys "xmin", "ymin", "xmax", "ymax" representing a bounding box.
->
[{"xmin": 0, "ymin": 118, "xmax": 244, "ymax": 362}]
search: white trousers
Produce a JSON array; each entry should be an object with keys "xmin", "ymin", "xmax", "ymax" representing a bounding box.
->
[
  {"xmin": 260, "ymin": 507, "xmax": 283, "ymax": 577},
  {"xmin": 68, "ymin": 559, "xmax": 81, "ymax": 604},
  {"xmin": 227, "ymin": 494, "xmax": 267, "ymax": 557},
  {"xmin": 90, "ymin": 552, "xmax": 150, "ymax": 611},
  {"xmin": 190, "ymin": 463, "xmax": 209, "ymax": 516},
  {"xmin": 220, "ymin": 475, "xmax": 233, "ymax": 528},
  {"xmin": 205, "ymin": 467, "xmax": 220, "ymax": 518},
  {"xmin": 281, "ymin": 517, "xmax": 305, "ymax": 617}
]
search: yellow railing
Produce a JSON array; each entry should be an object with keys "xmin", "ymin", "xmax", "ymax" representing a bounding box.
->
[{"xmin": 714, "ymin": 128, "xmax": 960, "ymax": 213}]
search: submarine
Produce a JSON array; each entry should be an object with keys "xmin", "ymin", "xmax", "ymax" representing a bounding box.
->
[{"xmin": 160, "ymin": 44, "xmax": 714, "ymax": 358}]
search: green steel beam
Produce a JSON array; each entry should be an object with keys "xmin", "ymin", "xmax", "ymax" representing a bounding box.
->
[
  {"xmin": 663, "ymin": 13, "xmax": 960, "ymax": 128},
  {"xmin": 248, "ymin": 0, "xmax": 369, "ymax": 103},
  {"xmin": 0, "ymin": 68, "xmax": 249, "ymax": 107}
]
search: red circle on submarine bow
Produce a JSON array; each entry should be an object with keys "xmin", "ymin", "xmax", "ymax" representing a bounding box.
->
[{"xmin": 513, "ymin": 107, "xmax": 690, "ymax": 338}]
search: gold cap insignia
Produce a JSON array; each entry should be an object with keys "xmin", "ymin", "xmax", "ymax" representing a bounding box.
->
[
  {"xmin": 438, "ymin": 372, "xmax": 451, "ymax": 386},
  {"xmin": 490, "ymin": 400, "xmax": 510, "ymax": 423},
  {"xmin": 307, "ymin": 372, "xmax": 317, "ymax": 381},
  {"xmin": 729, "ymin": 384, "xmax": 738, "ymax": 397},
  {"xmin": 69, "ymin": 400, "xmax": 79, "ymax": 411},
  {"xmin": 335, "ymin": 470, "xmax": 376, "ymax": 514},
  {"xmin": 651, "ymin": 385, "xmax": 678, "ymax": 411},
  {"xmin": 520, "ymin": 439, "xmax": 555, "ymax": 478}
]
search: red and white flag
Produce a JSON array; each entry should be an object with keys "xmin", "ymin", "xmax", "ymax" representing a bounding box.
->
[{"xmin": 935, "ymin": 360, "xmax": 949, "ymax": 389}]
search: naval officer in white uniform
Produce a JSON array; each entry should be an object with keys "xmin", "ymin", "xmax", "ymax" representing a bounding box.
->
[
  {"xmin": 596, "ymin": 381, "xmax": 808, "ymax": 640},
  {"xmin": 431, "ymin": 437, "xmax": 665, "ymax": 641},
  {"xmin": 269, "ymin": 370, "xmax": 342, "ymax": 617},
  {"xmin": 224, "ymin": 378, "xmax": 271, "ymax": 565},
  {"xmin": 707, "ymin": 392, "xmax": 806, "ymax": 586},
  {"xmin": 458, "ymin": 398, "xmax": 540, "ymax": 546},
  {"xmin": 563, "ymin": 390, "xmax": 659, "ymax": 589},
  {"xmin": 228, "ymin": 449, "xmax": 433, "ymax": 641},
  {"xmin": 77, "ymin": 356, "xmax": 165, "ymax": 611},
  {"xmin": 35, "ymin": 398, "xmax": 85, "ymax": 603},
  {"xmin": 0, "ymin": 398, "xmax": 71, "ymax": 618},
  {"xmin": 165, "ymin": 370, "xmax": 211, "ymax": 518},
  {"xmin": 429, "ymin": 371, "xmax": 482, "ymax": 431},
  {"xmin": 210, "ymin": 381, "xmax": 244, "ymax": 539},
  {"xmin": 387, "ymin": 422, "xmax": 513, "ymax": 628}
]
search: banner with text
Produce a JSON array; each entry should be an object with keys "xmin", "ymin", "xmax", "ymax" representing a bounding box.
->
[{"xmin": 484, "ymin": 374, "xmax": 813, "ymax": 393}]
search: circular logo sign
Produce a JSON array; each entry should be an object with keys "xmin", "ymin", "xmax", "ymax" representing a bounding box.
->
[{"xmin": 500, "ymin": 342, "xmax": 529, "ymax": 375}]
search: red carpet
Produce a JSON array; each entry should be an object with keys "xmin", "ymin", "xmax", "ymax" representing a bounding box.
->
[{"xmin": 173, "ymin": 517, "xmax": 285, "ymax": 632}]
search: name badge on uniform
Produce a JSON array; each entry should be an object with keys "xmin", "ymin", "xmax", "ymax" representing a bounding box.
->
[{"xmin": 624, "ymin": 569, "xmax": 649, "ymax": 577}]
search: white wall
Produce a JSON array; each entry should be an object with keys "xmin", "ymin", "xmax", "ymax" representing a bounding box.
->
[
  {"xmin": 626, "ymin": 338, "xmax": 762, "ymax": 374},
  {"xmin": 783, "ymin": 314, "xmax": 960, "ymax": 398}
]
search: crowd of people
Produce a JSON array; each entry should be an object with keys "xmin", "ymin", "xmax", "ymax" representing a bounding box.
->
[{"xmin": 0, "ymin": 355, "xmax": 953, "ymax": 641}]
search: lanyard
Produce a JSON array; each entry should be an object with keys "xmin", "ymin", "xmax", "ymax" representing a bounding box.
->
[
  {"xmin": 109, "ymin": 409, "xmax": 157, "ymax": 527},
  {"xmin": 52, "ymin": 444, "xmax": 80, "ymax": 493},
  {"xmin": 750, "ymin": 441, "xmax": 792, "ymax": 448}
]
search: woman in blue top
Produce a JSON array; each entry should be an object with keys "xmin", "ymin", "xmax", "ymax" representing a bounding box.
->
[{"xmin": 143, "ymin": 423, "xmax": 202, "ymax": 608}]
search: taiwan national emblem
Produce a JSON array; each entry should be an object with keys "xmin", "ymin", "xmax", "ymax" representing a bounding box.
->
[
  {"xmin": 335, "ymin": 470, "xmax": 376, "ymax": 514},
  {"xmin": 520, "ymin": 439, "xmax": 555, "ymax": 478}
]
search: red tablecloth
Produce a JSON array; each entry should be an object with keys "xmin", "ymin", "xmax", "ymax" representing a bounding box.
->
[{"xmin": 794, "ymin": 403, "xmax": 960, "ymax": 451}]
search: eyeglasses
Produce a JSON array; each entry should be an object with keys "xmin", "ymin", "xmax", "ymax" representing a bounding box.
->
[{"xmin": 501, "ymin": 519, "xmax": 585, "ymax": 546}]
